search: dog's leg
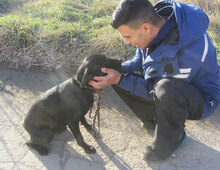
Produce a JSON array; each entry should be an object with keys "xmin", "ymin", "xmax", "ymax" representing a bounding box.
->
[
  {"xmin": 53, "ymin": 125, "xmax": 67, "ymax": 133},
  {"xmin": 81, "ymin": 116, "xmax": 92, "ymax": 131},
  {"xmin": 25, "ymin": 127, "xmax": 54, "ymax": 156},
  {"xmin": 68, "ymin": 122, "xmax": 96, "ymax": 154},
  {"xmin": 26, "ymin": 140, "xmax": 48, "ymax": 156}
]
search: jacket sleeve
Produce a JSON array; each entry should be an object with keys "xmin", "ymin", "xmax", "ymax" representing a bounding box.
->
[
  {"xmin": 173, "ymin": 33, "xmax": 212, "ymax": 83},
  {"xmin": 121, "ymin": 48, "xmax": 143, "ymax": 74},
  {"xmin": 117, "ymin": 74, "xmax": 153, "ymax": 101}
]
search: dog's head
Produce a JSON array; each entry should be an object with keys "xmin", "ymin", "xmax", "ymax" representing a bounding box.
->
[{"xmin": 75, "ymin": 54, "xmax": 122, "ymax": 88}]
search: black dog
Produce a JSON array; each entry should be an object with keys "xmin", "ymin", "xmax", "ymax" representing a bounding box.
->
[{"xmin": 23, "ymin": 54, "xmax": 122, "ymax": 155}]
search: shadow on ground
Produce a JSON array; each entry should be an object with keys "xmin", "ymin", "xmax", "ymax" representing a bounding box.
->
[
  {"xmin": 148, "ymin": 137, "xmax": 220, "ymax": 170},
  {"xmin": 0, "ymin": 69, "xmax": 220, "ymax": 169}
]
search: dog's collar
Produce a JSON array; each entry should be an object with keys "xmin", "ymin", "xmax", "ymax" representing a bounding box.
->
[
  {"xmin": 73, "ymin": 78, "xmax": 103, "ymax": 95},
  {"xmin": 73, "ymin": 78, "xmax": 89, "ymax": 89}
]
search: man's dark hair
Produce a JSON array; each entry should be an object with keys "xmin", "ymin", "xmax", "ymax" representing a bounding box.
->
[{"xmin": 111, "ymin": 0, "xmax": 162, "ymax": 29}]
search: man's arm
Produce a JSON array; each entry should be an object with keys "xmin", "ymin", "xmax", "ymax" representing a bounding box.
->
[
  {"xmin": 122, "ymin": 48, "xmax": 143, "ymax": 74},
  {"xmin": 88, "ymin": 67, "xmax": 152, "ymax": 100}
]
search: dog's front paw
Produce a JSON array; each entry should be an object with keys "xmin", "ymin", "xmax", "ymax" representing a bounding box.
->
[{"xmin": 84, "ymin": 146, "xmax": 96, "ymax": 154}]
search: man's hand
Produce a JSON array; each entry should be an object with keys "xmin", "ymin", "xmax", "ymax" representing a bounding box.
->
[{"xmin": 88, "ymin": 68, "xmax": 122, "ymax": 89}]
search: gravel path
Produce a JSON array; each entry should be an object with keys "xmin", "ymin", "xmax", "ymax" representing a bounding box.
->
[{"xmin": 0, "ymin": 69, "xmax": 219, "ymax": 170}]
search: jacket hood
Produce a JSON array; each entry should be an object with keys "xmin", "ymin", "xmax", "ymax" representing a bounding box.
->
[{"xmin": 154, "ymin": 0, "xmax": 210, "ymax": 47}]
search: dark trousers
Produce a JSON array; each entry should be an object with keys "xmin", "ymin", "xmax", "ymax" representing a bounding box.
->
[{"xmin": 112, "ymin": 78, "xmax": 204, "ymax": 147}]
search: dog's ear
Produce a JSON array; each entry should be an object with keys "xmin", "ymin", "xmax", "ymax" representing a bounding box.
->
[
  {"xmin": 105, "ymin": 58, "xmax": 123, "ymax": 73},
  {"xmin": 80, "ymin": 67, "xmax": 93, "ymax": 88}
]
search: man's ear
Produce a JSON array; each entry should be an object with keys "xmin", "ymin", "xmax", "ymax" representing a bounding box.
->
[
  {"xmin": 80, "ymin": 67, "xmax": 93, "ymax": 88},
  {"xmin": 142, "ymin": 23, "xmax": 151, "ymax": 33}
]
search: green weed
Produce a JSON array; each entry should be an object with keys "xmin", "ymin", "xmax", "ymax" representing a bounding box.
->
[{"xmin": 0, "ymin": 0, "xmax": 219, "ymax": 71}]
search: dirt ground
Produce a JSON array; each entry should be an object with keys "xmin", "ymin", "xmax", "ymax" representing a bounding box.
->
[{"xmin": 0, "ymin": 68, "xmax": 219, "ymax": 170}]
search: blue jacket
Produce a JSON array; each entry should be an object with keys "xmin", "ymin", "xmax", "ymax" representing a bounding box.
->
[{"xmin": 117, "ymin": 0, "xmax": 220, "ymax": 119}]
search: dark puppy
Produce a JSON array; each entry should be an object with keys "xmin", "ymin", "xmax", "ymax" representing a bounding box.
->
[{"xmin": 23, "ymin": 54, "xmax": 122, "ymax": 155}]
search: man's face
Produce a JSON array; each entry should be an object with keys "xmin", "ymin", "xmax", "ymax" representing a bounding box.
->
[{"xmin": 117, "ymin": 24, "xmax": 154, "ymax": 50}]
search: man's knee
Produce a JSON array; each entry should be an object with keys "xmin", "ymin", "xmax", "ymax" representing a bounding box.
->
[{"xmin": 154, "ymin": 78, "xmax": 177, "ymax": 102}]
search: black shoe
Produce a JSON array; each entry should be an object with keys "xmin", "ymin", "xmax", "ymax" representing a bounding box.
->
[{"xmin": 144, "ymin": 133, "xmax": 187, "ymax": 162}]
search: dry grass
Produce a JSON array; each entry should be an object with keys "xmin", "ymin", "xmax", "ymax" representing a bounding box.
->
[
  {"xmin": 182, "ymin": 0, "xmax": 220, "ymax": 59},
  {"xmin": 0, "ymin": 0, "xmax": 124, "ymax": 73},
  {"xmin": 0, "ymin": 0, "xmax": 219, "ymax": 72},
  {"xmin": 182, "ymin": 0, "xmax": 220, "ymax": 16}
]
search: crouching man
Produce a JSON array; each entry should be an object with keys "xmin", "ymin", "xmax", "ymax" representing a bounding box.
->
[{"xmin": 89, "ymin": 0, "xmax": 220, "ymax": 162}]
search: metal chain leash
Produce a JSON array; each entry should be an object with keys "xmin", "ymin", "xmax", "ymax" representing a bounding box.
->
[{"xmin": 89, "ymin": 91, "xmax": 102, "ymax": 139}]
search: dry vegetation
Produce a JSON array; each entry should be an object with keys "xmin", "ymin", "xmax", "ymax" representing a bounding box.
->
[
  {"xmin": 181, "ymin": 0, "xmax": 220, "ymax": 61},
  {"xmin": 0, "ymin": 0, "xmax": 219, "ymax": 72}
]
